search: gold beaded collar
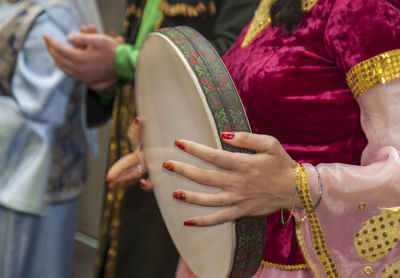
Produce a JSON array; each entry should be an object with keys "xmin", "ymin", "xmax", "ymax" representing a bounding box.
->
[{"xmin": 241, "ymin": 0, "xmax": 319, "ymax": 48}]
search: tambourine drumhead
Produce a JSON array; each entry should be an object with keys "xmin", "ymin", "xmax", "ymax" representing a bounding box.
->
[{"xmin": 136, "ymin": 27, "xmax": 264, "ymax": 278}]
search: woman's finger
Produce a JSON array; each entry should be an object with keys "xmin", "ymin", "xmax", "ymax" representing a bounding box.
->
[
  {"xmin": 107, "ymin": 152, "xmax": 140, "ymax": 181},
  {"xmin": 220, "ymin": 131, "xmax": 279, "ymax": 153},
  {"xmin": 108, "ymin": 177, "xmax": 138, "ymax": 190},
  {"xmin": 112, "ymin": 164, "xmax": 143, "ymax": 182},
  {"xmin": 174, "ymin": 139, "xmax": 241, "ymax": 170},
  {"xmin": 172, "ymin": 190, "xmax": 238, "ymax": 207},
  {"xmin": 163, "ymin": 160, "xmax": 232, "ymax": 189},
  {"xmin": 183, "ymin": 206, "xmax": 243, "ymax": 227},
  {"xmin": 127, "ymin": 117, "xmax": 144, "ymax": 149},
  {"xmin": 140, "ymin": 178, "xmax": 153, "ymax": 192}
]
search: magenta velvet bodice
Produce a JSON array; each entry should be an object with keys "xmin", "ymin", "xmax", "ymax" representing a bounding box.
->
[{"xmin": 222, "ymin": 0, "xmax": 400, "ymax": 267}]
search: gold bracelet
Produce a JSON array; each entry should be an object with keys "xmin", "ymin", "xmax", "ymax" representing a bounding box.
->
[
  {"xmin": 280, "ymin": 162, "xmax": 301, "ymax": 226},
  {"xmin": 293, "ymin": 164, "xmax": 322, "ymax": 224}
]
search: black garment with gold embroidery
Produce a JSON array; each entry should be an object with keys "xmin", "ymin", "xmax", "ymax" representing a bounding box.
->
[{"xmin": 94, "ymin": 1, "xmax": 259, "ymax": 278}]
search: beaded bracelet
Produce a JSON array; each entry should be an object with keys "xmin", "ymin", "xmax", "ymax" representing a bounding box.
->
[{"xmin": 280, "ymin": 162, "xmax": 302, "ymax": 226}]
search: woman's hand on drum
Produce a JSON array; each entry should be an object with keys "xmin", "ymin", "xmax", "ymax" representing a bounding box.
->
[
  {"xmin": 167, "ymin": 132, "xmax": 298, "ymax": 227},
  {"xmin": 106, "ymin": 117, "xmax": 152, "ymax": 191}
]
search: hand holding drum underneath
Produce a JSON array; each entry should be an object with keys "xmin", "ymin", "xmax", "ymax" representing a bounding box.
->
[
  {"xmin": 166, "ymin": 131, "xmax": 298, "ymax": 227},
  {"xmin": 107, "ymin": 117, "xmax": 150, "ymax": 190}
]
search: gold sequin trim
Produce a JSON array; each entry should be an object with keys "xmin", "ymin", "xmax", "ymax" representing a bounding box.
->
[
  {"xmin": 260, "ymin": 260, "xmax": 309, "ymax": 270},
  {"xmin": 241, "ymin": 0, "xmax": 319, "ymax": 48},
  {"xmin": 296, "ymin": 225, "xmax": 320, "ymax": 278},
  {"xmin": 382, "ymin": 261, "xmax": 400, "ymax": 278},
  {"xmin": 354, "ymin": 207, "xmax": 400, "ymax": 262},
  {"xmin": 296, "ymin": 164, "xmax": 341, "ymax": 277},
  {"xmin": 346, "ymin": 49, "xmax": 400, "ymax": 98},
  {"xmin": 159, "ymin": 1, "xmax": 216, "ymax": 18}
]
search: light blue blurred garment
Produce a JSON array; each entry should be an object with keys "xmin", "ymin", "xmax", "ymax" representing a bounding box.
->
[
  {"xmin": 0, "ymin": 1, "xmax": 96, "ymax": 277},
  {"xmin": 0, "ymin": 1, "xmax": 96, "ymax": 214},
  {"xmin": 0, "ymin": 200, "xmax": 78, "ymax": 278}
]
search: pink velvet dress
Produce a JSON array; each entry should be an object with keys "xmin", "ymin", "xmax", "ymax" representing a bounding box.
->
[{"xmin": 176, "ymin": 0, "xmax": 400, "ymax": 276}]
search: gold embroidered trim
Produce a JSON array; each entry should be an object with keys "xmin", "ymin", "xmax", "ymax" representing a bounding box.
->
[
  {"xmin": 124, "ymin": 4, "xmax": 144, "ymax": 34},
  {"xmin": 302, "ymin": 0, "xmax": 318, "ymax": 13},
  {"xmin": 94, "ymin": 85, "xmax": 136, "ymax": 278},
  {"xmin": 154, "ymin": 14, "xmax": 164, "ymax": 31},
  {"xmin": 126, "ymin": 4, "xmax": 143, "ymax": 19},
  {"xmin": 159, "ymin": 1, "xmax": 216, "ymax": 18},
  {"xmin": 261, "ymin": 260, "xmax": 309, "ymax": 270},
  {"xmin": 346, "ymin": 49, "xmax": 400, "ymax": 99},
  {"xmin": 295, "ymin": 225, "xmax": 321, "ymax": 278},
  {"xmin": 242, "ymin": 0, "xmax": 319, "ymax": 48},
  {"xmin": 382, "ymin": 261, "xmax": 400, "ymax": 278},
  {"xmin": 296, "ymin": 164, "xmax": 341, "ymax": 277},
  {"xmin": 241, "ymin": 0, "xmax": 273, "ymax": 48},
  {"xmin": 354, "ymin": 208, "xmax": 400, "ymax": 262}
]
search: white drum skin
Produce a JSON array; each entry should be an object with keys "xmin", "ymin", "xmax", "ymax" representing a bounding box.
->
[{"xmin": 135, "ymin": 32, "xmax": 235, "ymax": 278}]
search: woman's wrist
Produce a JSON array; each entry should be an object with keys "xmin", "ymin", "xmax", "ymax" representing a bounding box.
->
[
  {"xmin": 292, "ymin": 163, "xmax": 323, "ymax": 224},
  {"xmin": 281, "ymin": 162, "xmax": 303, "ymax": 226}
]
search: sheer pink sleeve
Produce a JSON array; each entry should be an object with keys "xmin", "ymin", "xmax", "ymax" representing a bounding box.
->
[{"xmin": 297, "ymin": 77, "xmax": 400, "ymax": 277}]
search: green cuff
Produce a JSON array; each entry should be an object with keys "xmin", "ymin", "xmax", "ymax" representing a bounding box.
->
[{"xmin": 115, "ymin": 44, "xmax": 139, "ymax": 80}]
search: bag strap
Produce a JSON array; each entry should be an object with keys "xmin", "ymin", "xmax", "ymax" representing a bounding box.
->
[{"xmin": 0, "ymin": 1, "xmax": 44, "ymax": 96}]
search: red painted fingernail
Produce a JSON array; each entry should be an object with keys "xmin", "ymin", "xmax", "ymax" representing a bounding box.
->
[
  {"xmin": 135, "ymin": 117, "xmax": 140, "ymax": 124},
  {"xmin": 162, "ymin": 162, "xmax": 174, "ymax": 172},
  {"xmin": 140, "ymin": 179, "xmax": 146, "ymax": 189},
  {"xmin": 184, "ymin": 220, "xmax": 197, "ymax": 226},
  {"xmin": 174, "ymin": 140, "xmax": 185, "ymax": 150},
  {"xmin": 106, "ymin": 176, "xmax": 112, "ymax": 183},
  {"xmin": 221, "ymin": 132, "xmax": 235, "ymax": 139},
  {"xmin": 173, "ymin": 191, "xmax": 186, "ymax": 201}
]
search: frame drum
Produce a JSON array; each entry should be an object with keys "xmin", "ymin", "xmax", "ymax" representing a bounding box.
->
[{"xmin": 135, "ymin": 27, "xmax": 265, "ymax": 278}]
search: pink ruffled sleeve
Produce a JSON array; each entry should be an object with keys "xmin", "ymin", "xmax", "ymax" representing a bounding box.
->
[
  {"xmin": 299, "ymin": 79, "xmax": 400, "ymax": 277},
  {"xmin": 298, "ymin": 1, "xmax": 400, "ymax": 277}
]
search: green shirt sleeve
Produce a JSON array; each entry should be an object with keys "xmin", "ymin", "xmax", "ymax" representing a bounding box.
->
[
  {"xmin": 115, "ymin": 44, "xmax": 139, "ymax": 80},
  {"xmin": 115, "ymin": 0, "xmax": 163, "ymax": 80}
]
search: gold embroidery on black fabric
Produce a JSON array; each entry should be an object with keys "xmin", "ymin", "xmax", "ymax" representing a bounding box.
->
[
  {"xmin": 94, "ymin": 84, "xmax": 136, "ymax": 278},
  {"xmin": 126, "ymin": 4, "xmax": 143, "ymax": 19},
  {"xmin": 159, "ymin": 1, "xmax": 216, "ymax": 18},
  {"xmin": 346, "ymin": 49, "xmax": 400, "ymax": 98}
]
